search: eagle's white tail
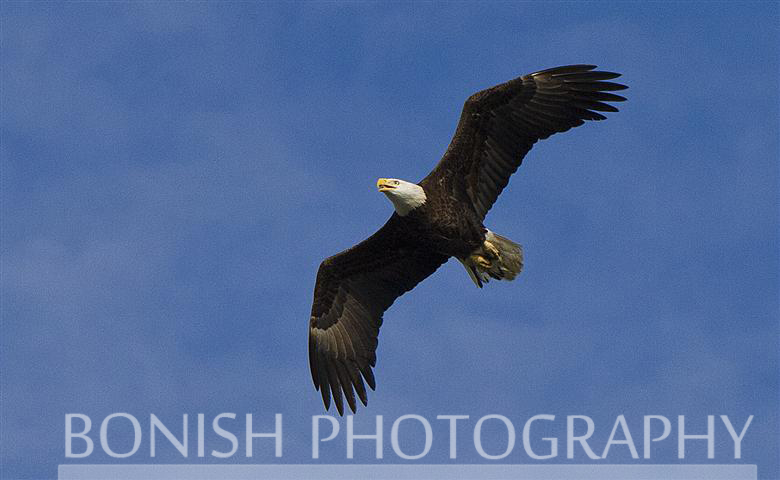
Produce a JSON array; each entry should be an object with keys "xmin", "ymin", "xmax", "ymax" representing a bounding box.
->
[{"xmin": 459, "ymin": 230, "xmax": 523, "ymax": 288}]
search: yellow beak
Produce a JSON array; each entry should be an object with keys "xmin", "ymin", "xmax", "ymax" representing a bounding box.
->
[{"xmin": 377, "ymin": 178, "xmax": 393, "ymax": 192}]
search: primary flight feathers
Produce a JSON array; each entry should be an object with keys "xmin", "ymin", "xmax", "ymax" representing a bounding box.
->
[{"xmin": 308, "ymin": 65, "xmax": 627, "ymax": 415}]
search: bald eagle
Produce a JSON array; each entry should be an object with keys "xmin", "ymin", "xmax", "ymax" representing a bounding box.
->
[{"xmin": 309, "ymin": 65, "xmax": 627, "ymax": 415}]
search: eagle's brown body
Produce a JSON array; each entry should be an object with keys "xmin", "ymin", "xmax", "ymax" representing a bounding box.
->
[
  {"xmin": 308, "ymin": 65, "xmax": 628, "ymax": 415},
  {"xmin": 403, "ymin": 186, "xmax": 485, "ymax": 259}
]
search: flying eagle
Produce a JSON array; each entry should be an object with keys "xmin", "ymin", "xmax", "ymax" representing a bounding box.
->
[{"xmin": 309, "ymin": 65, "xmax": 627, "ymax": 415}]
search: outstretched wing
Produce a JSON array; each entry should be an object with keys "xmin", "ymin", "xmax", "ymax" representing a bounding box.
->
[
  {"xmin": 309, "ymin": 215, "xmax": 448, "ymax": 415},
  {"xmin": 422, "ymin": 65, "xmax": 627, "ymax": 220}
]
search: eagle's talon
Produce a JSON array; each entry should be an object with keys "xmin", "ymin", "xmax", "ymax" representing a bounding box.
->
[
  {"xmin": 473, "ymin": 254, "xmax": 492, "ymax": 269},
  {"xmin": 484, "ymin": 242, "xmax": 500, "ymax": 259}
]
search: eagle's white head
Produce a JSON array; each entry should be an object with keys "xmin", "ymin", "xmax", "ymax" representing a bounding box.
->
[{"xmin": 377, "ymin": 178, "xmax": 427, "ymax": 216}]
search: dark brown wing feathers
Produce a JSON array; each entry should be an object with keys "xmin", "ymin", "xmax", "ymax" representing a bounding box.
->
[
  {"xmin": 309, "ymin": 65, "xmax": 626, "ymax": 414},
  {"xmin": 422, "ymin": 64, "xmax": 627, "ymax": 219},
  {"xmin": 309, "ymin": 217, "xmax": 447, "ymax": 414}
]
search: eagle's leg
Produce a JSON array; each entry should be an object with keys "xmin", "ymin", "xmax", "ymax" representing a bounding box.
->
[
  {"xmin": 483, "ymin": 240, "xmax": 500, "ymax": 259},
  {"xmin": 473, "ymin": 254, "xmax": 492, "ymax": 269},
  {"xmin": 459, "ymin": 230, "xmax": 524, "ymax": 288}
]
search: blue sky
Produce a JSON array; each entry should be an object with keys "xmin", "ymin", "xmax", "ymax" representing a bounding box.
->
[{"xmin": 2, "ymin": 2, "xmax": 778, "ymax": 479}]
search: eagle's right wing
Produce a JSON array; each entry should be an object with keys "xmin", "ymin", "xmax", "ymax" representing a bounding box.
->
[{"xmin": 309, "ymin": 216, "xmax": 447, "ymax": 415}]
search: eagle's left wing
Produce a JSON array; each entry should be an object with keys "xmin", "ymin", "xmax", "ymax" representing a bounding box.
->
[
  {"xmin": 309, "ymin": 215, "xmax": 448, "ymax": 415},
  {"xmin": 421, "ymin": 65, "xmax": 627, "ymax": 220}
]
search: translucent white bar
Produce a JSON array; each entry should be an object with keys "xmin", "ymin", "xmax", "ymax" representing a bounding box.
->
[{"xmin": 59, "ymin": 464, "xmax": 757, "ymax": 480}]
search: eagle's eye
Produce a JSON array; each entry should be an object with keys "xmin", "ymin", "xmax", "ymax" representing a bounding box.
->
[{"xmin": 393, "ymin": 180, "xmax": 400, "ymax": 185}]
